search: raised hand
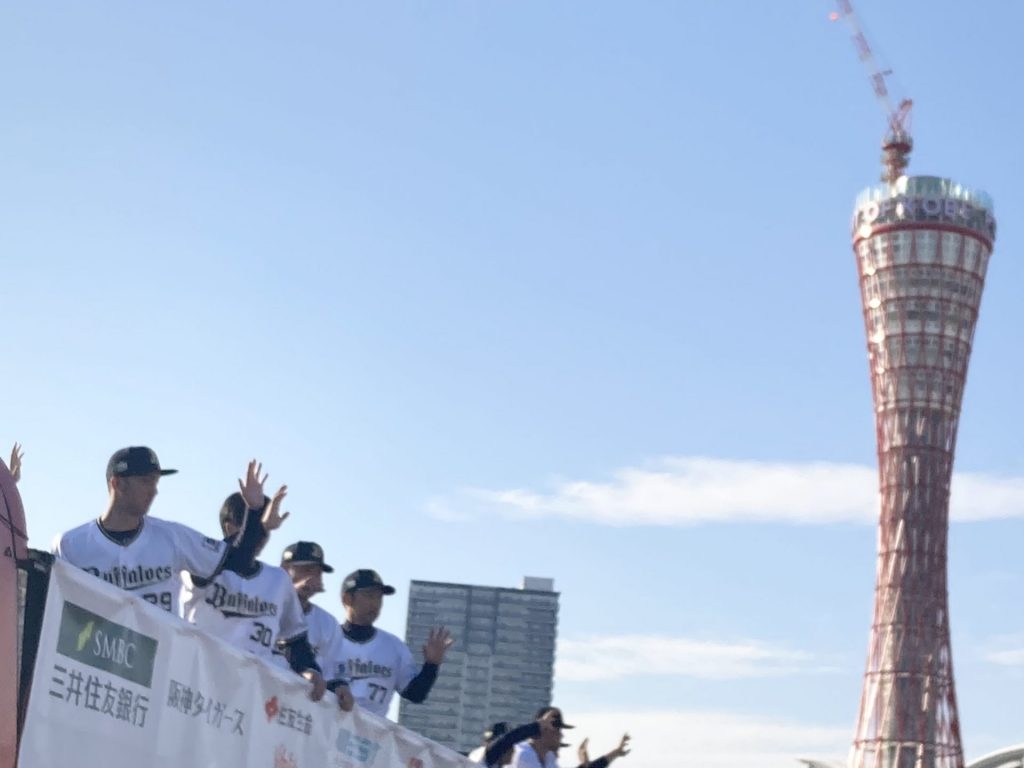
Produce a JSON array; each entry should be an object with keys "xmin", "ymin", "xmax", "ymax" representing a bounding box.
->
[
  {"xmin": 609, "ymin": 734, "xmax": 631, "ymax": 760},
  {"xmin": 262, "ymin": 485, "xmax": 290, "ymax": 531},
  {"xmin": 9, "ymin": 443, "xmax": 23, "ymax": 484},
  {"xmin": 577, "ymin": 738, "xmax": 591, "ymax": 768},
  {"xmin": 422, "ymin": 626, "xmax": 455, "ymax": 664},
  {"xmin": 238, "ymin": 460, "xmax": 268, "ymax": 510}
]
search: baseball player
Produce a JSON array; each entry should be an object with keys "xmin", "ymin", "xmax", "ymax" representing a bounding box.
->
[
  {"xmin": 510, "ymin": 708, "xmax": 631, "ymax": 768},
  {"xmin": 321, "ymin": 568, "xmax": 454, "ymax": 718},
  {"xmin": 469, "ymin": 716, "xmax": 559, "ymax": 767},
  {"xmin": 181, "ymin": 491, "xmax": 353, "ymax": 710},
  {"xmin": 279, "ymin": 541, "xmax": 344, "ymax": 673},
  {"xmin": 53, "ymin": 447, "xmax": 284, "ymax": 616}
]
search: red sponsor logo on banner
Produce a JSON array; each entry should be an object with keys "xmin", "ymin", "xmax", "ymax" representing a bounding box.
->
[
  {"xmin": 265, "ymin": 695, "xmax": 280, "ymax": 721},
  {"xmin": 275, "ymin": 744, "xmax": 298, "ymax": 768}
]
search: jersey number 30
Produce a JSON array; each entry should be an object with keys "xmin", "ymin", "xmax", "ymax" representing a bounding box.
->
[{"xmin": 250, "ymin": 622, "xmax": 273, "ymax": 648}]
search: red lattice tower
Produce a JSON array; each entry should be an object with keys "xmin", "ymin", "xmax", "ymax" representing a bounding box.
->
[
  {"xmin": 849, "ymin": 179, "xmax": 996, "ymax": 768},
  {"xmin": 836, "ymin": 4, "xmax": 998, "ymax": 768}
]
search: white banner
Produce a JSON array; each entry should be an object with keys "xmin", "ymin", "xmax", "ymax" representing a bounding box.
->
[{"xmin": 19, "ymin": 560, "xmax": 476, "ymax": 768}]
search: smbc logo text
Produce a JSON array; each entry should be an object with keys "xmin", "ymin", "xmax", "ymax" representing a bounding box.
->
[{"xmin": 56, "ymin": 601, "xmax": 158, "ymax": 687}]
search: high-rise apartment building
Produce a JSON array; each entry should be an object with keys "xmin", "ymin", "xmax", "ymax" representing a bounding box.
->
[{"xmin": 398, "ymin": 577, "xmax": 559, "ymax": 754}]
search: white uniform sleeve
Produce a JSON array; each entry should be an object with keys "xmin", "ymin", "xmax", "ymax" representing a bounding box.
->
[
  {"xmin": 278, "ymin": 587, "xmax": 309, "ymax": 644},
  {"xmin": 317, "ymin": 615, "xmax": 347, "ymax": 682},
  {"xmin": 395, "ymin": 638, "xmax": 419, "ymax": 692},
  {"xmin": 169, "ymin": 522, "xmax": 229, "ymax": 581},
  {"xmin": 319, "ymin": 622, "xmax": 348, "ymax": 683}
]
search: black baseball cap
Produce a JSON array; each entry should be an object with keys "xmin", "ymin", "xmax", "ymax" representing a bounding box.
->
[
  {"xmin": 483, "ymin": 722, "xmax": 510, "ymax": 743},
  {"xmin": 535, "ymin": 706, "xmax": 574, "ymax": 729},
  {"xmin": 219, "ymin": 491, "xmax": 269, "ymax": 529},
  {"xmin": 342, "ymin": 569, "xmax": 395, "ymax": 595},
  {"xmin": 106, "ymin": 447, "xmax": 177, "ymax": 481},
  {"xmin": 281, "ymin": 541, "xmax": 334, "ymax": 573}
]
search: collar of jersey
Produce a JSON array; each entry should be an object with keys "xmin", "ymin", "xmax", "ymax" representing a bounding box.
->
[
  {"xmin": 233, "ymin": 561, "xmax": 264, "ymax": 580},
  {"xmin": 96, "ymin": 517, "xmax": 145, "ymax": 547},
  {"xmin": 342, "ymin": 622, "xmax": 377, "ymax": 643}
]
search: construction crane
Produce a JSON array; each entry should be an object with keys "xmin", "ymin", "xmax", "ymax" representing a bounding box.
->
[{"xmin": 832, "ymin": 0, "xmax": 913, "ymax": 183}]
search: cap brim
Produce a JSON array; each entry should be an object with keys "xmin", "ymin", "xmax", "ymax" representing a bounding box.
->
[
  {"xmin": 557, "ymin": 723, "xmax": 575, "ymax": 729},
  {"xmin": 383, "ymin": 585, "xmax": 396, "ymax": 595},
  {"xmin": 282, "ymin": 559, "xmax": 334, "ymax": 573},
  {"xmin": 159, "ymin": 469, "xmax": 178, "ymax": 476}
]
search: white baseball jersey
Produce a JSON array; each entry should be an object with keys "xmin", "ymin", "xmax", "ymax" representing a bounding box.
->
[
  {"xmin": 510, "ymin": 744, "xmax": 558, "ymax": 768},
  {"xmin": 304, "ymin": 602, "xmax": 344, "ymax": 674},
  {"xmin": 181, "ymin": 562, "xmax": 308, "ymax": 662},
  {"xmin": 53, "ymin": 517, "xmax": 228, "ymax": 615},
  {"xmin": 322, "ymin": 628, "xmax": 419, "ymax": 717}
]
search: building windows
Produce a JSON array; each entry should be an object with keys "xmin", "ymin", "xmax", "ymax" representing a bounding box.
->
[{"xmin": 399, "ymin": 578, "xmax": 559, "ymax": 754}]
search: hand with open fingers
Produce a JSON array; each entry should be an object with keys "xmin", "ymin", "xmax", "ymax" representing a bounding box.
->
[
  {"xmin": 262, "ymin": 485, "xmax": 290, "ymax": 531},
  {"xmin": 9, "ymin": 443, "xmax": 23, "ymax": 484},
  {"xmin": 610, "ymin": 733, "xmax": 631, "ymax": 760},
  {"xmin": 335, "ymin": 685, "xmax": 355, "ymax": 712},
  {"xmin": 422, "ymin": 627, "xmax": 455, "ymax": 664},
  {"xmin": 577, "ymin": 737, "xmax": 590, "ymax": 768},
  {"xmin": 238, "ymin": 460, "xmax": 268, "ymax": 510},
  {"xmin": 301, "ymin": 669, "xmax": 326, "ymax": 702}
]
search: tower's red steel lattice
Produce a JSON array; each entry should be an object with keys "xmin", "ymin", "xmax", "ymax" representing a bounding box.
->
[{"xmin": 849, "ymin": 177, "xmax": 996, "ymax": 768}]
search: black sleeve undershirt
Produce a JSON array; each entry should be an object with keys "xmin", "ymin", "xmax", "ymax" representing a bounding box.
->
[
  {"xmin": 325, "ymin": 677, "xmax": 350, "ymax": 693},
  {"xmin": 280, "ymin": 633, "xmax": 321, "ymax": 676},
  {"xmin": 189, "ymin": 506, "xmax": 267, "ymax": 587},
  {"xmin": 222, "ymin": 507, "xmax": 267, "ymax": 574},
  {"xmin": 484, "ymin": 722, "xmax": 540, "ymax": 767},
  {"xmin": 400, "ymin": 662, "xmax": 439, "ymax": 703}
]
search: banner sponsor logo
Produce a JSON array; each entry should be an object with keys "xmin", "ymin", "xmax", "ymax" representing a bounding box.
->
[
  {"xmin": 335, "ymin": 728, "xmax": 381, "ymax": 766},
  {"xmin": 275, "ymin": 745, "xmax": 299, "ymax": 768},
  {"xmin": 22, "ymin": 561, "xmax": 478, "ymax": 768},
  {"xmin": 47, "ymin": 662, "xmax": 150, "ymax": 728},
  {"xmin": 167, "ymin": 679, "xmax": 246, "ymax": 735},
  {"xmin": 266, "ymin": 695, "xmax": 313, "ymax": 735},
  {"xmin": 266, "ymin": 695, "xmax": 281, "ymax": 721},
  {"xmin": 56, "ymin": 601, "xmax": 158, "ymax": 687}
]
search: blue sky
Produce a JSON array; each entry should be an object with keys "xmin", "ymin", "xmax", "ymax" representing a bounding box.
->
[{"xmin": 4, "ymin": 2, "xmax": 1024, "ymax": 766}]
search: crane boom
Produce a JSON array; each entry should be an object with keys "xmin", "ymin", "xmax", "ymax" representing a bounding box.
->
[{"xmin": 833, "ymin": 0, "xmax": 913, "ymax": 182}]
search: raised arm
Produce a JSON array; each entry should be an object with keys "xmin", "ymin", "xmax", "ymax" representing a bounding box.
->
[{"xmin": 401, "ymin": 627, "xmax": 455, "ymax": 703}]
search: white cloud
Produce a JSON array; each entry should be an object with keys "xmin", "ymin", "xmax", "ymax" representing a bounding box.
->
[
  {"xmin": 984, "ymin": 649, "xmax": 1024, "ymax": 666},
  {"xmin": 555, "ymin": 709, "xmax": 849, "ymax": 768},
  {"xmin": 557, "ymin": 634, "xmax": 832, "ymax": 682},
  {"xmin": 979, "ymin": 632, "xmax": 1024, "ymax": 667},
  {"xmin": 430, "ymin": 456, "xmax": 1024, "ymax": 526}
]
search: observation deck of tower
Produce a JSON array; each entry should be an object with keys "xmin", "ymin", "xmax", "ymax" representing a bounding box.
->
[{"xmin": 849, "ymin": 176, "xmax": 997, "ymax": 768}]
